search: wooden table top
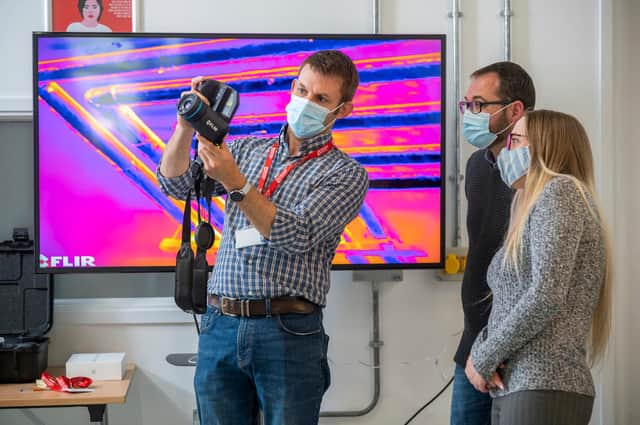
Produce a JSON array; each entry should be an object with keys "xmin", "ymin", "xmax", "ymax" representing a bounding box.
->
[{"xmin": 0, "ymin": 364, "xmax": 135, "ymax": 408}]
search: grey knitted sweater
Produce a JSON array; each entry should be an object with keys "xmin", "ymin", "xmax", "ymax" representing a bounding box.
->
[{"xmin": 470, "ymin": 176, "xmax": 605, "ymax": 398}]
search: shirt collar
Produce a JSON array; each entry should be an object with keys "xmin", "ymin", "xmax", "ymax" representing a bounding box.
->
[
  {"xmin": 484, "ymin": 148, "xmax": 498, "ymax": 168},
  {"xmin": 280, "ymin": 124, "xmax": 333, "ymax": 157}
]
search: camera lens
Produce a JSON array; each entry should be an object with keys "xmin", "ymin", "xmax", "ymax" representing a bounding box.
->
[
  {"xmin": 182, "ymin": 99, "xmax": 193, "ymax": 110},
  {"xmin": 177, "ymin": 93, "xmax": 204, "ymax": 121}
]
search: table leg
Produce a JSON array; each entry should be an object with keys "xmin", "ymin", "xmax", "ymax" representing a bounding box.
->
[{"xmin": 88, "ymin": 404, "xmax": 108, "ymax": 425}]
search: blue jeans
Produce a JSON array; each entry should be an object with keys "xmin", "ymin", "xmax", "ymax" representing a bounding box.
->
[
  {"xmin": 450, "ymin": 364, "xmax": 492, "ymax": 425},
  {"xmin": 194, "ymin": 305, "xmax": 330, "ymax": 425}
]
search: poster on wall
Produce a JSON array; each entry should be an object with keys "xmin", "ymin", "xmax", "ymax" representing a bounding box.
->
[{"xmin": 49, "ymin": 0, "xmax": 138, "ymax": 32}]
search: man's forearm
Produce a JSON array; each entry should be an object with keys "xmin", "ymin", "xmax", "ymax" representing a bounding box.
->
[
  {"xmin": 160, "ymin": 124, "xmax": 194, "ymax": 178},
  {"xmin": 236, "ymin": 188, "xmax": 277, "ymax": 238}
]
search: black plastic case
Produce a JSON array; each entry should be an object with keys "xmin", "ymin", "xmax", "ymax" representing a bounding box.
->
[{"xmin": 0, "ymin": 232, "xmax": 53, "ymax": 383}]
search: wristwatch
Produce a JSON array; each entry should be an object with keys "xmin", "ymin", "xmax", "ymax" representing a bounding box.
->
[{"xmin": 229, "ymin": 180, "xmax": 252, "ymax": 202}]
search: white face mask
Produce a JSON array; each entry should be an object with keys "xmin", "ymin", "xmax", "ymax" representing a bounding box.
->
[{"xmin": 285, "ymin": 94, "xmax": 343, "ymax": 139}]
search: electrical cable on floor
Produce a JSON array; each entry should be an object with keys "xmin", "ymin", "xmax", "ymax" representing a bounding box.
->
[{"xmin": 403, "ymin": 375, "xmax": 454, "ymax": 425}]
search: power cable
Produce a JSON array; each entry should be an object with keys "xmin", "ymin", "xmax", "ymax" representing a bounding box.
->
[{"xmin": 403, "ymin": 375, "xmax": 454, "ymax": 424}]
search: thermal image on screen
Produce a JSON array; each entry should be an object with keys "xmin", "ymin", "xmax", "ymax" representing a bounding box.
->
[{"xmin": 35, "ymin": 34, "xmax": 443, "ymax": 270}]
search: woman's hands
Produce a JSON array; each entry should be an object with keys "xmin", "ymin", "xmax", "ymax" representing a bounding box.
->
[{"xmin": 465, "ymin": 356, "xmax": 505, "ymax": 393}]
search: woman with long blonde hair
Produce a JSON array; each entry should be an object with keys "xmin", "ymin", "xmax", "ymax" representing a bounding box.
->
[{"xmin": 464, "ymin": 109, "xmax": 612, "ymax": 424}]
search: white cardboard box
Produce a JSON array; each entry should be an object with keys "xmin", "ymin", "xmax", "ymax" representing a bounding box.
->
[{"xmin": 65, "ymin": 352, "xmax": 126, "ymax": 381}]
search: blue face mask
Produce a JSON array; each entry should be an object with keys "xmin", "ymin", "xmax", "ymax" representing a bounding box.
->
[
  {"xmin": 462, "ymin": 105, "xmax": 513, "ymax": 149},
  {"xmin": 286, "ymin": 94, "xmax": 343, "ymax": 139},
  {"xmin": 497, "ymin": 146, "xmax": 531, "ymax": 188}
]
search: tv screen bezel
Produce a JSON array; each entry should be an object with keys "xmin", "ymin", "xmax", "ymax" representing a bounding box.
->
[{"xmin": 33, "ymin": 31, "xmax": 446, "ymax": 274}]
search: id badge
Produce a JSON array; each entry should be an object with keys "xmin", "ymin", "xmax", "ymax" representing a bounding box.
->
[{"xmin": 235, "ymin": 226, "xmax": 265, "ymax": 248}]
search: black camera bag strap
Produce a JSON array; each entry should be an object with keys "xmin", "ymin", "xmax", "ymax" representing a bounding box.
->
[{"xmin": 174, "ymin": 191, "xmax": 195, "ymax": 313}]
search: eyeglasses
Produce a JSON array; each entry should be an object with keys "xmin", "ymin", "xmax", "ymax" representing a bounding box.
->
[
  {"xmin": 458, "ymin": 99, "xmax": 513, "ymax": 115},
  {"xmin": 506, "ymin": 132, "xmax": 528, "ymax": 150}
]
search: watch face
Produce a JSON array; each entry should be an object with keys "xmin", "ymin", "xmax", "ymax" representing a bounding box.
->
[{"xmin": 230, "ymin": 191, "xmax": 244, "ymax": 202}]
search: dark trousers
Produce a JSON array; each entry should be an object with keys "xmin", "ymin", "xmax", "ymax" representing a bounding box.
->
[{"xmin": 491, "ymin": 390, "xmax": 594, "ymax": 425}]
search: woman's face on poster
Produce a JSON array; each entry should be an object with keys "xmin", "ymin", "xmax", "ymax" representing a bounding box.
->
[{"xmin": 82, "ymin": 0, "xmax": 101, "ymax": 24}]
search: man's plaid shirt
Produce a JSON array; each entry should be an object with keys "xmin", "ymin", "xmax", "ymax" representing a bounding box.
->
[{"xmin": 157, "ymin": 126, "xmax": 369, "ymax": 306}]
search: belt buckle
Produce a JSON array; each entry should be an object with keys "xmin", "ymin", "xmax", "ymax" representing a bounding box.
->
[
  {"xmin": 220, "ymin": 297, "xmax": 251, "ymax": 317},
  {"xmin": 220, "ymin": 296, "xmax": 239, "ymax": 317}
]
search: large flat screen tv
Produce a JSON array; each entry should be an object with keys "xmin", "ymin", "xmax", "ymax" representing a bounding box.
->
[{"xmin": 33, "ymin": 33, "xmax": 445, "ymax": 273}]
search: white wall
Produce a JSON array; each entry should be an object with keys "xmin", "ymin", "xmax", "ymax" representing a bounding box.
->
[
  {"xmin": 611, "ymin": 0, "xmax": 640, "ymax": 424},
  {"xmin": 0, "ymin": 0, "xmax": 44, "ymax": 116},
  {"xmin": 0, "ymin": 0, "xmax": 637, "ymax": 424}
]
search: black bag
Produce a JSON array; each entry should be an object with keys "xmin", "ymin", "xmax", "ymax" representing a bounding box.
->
[
  {"xmin": 174, "ymin": 192, "xmax": 211, "ymax": 315},
  {"xmin": 0, "ymin": 229, "xmax": 53, "ymax": 383}
]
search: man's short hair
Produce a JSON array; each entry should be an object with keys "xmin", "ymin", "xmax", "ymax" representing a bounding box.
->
[
  {"xmin": 299, "ymin": 50, "xmax": 360, "ymax": 103},
  {"xmin": 471, "ymin": 62, "xmax": 536, "ymax": 110}
]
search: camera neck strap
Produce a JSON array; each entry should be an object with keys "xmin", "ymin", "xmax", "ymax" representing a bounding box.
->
[
  {"xmin": 257, "ymin": 139, "xmax": 334, "ymax": 198},
  {"xmin": 194, "ymin": 168, "xmax": 203, "ymax": 224},
  {"xmin": 181, "ymin": 154, "xmax": 206, "ymax": 246},
  {"xmin": 181, "ymin": 191, "xmax": 192, "ymax": 244}
]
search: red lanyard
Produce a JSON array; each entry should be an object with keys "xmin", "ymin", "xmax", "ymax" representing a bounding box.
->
[{"xmin": 257, "ymin": 140, "xmax": 334, "ymax": 198}]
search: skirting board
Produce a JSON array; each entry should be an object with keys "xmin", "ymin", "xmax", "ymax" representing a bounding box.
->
[
  {"xmin": 54, "ymin": 297, "xmax": 195, "ymax": 325},
  {"xmin": 0, "ymin": 96, "xmax": 32, "ymax": 120}
]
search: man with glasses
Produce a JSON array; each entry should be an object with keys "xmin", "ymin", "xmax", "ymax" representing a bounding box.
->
[{"xmin": 451, "ymin": 62, "xmax": 536, "ymax": 425}]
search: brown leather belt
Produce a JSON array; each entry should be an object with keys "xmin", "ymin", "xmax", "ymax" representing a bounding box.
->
[{"xmin": 207, "ymin": 294, "xmax": 317, "ymax": 317}]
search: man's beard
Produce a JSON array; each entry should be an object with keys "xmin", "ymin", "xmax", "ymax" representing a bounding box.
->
[{"xmin": 490, "ymin": 112, "xmax": 513, "ymax": 146}]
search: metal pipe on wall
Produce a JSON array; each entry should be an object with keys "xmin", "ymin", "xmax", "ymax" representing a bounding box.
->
[
  {"xmin": 320, "ymin": 282, "xmax": 382, "ymax": 417},
  {"xmin": 502, "ymin": 0, "xmax": 513, "ymax": 61},
  {"xmin": 372, "ymin": 0, "xmax": 381, "ymax": 34},
  {"xmin": 450, "ymin": 0, "xmax": 463, "ymax": 247}
]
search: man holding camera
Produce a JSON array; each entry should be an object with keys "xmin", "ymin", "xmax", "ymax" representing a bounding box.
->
[{"xmin": 157, "ymin": 50, "xmax": 369, "ymax": 425}]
